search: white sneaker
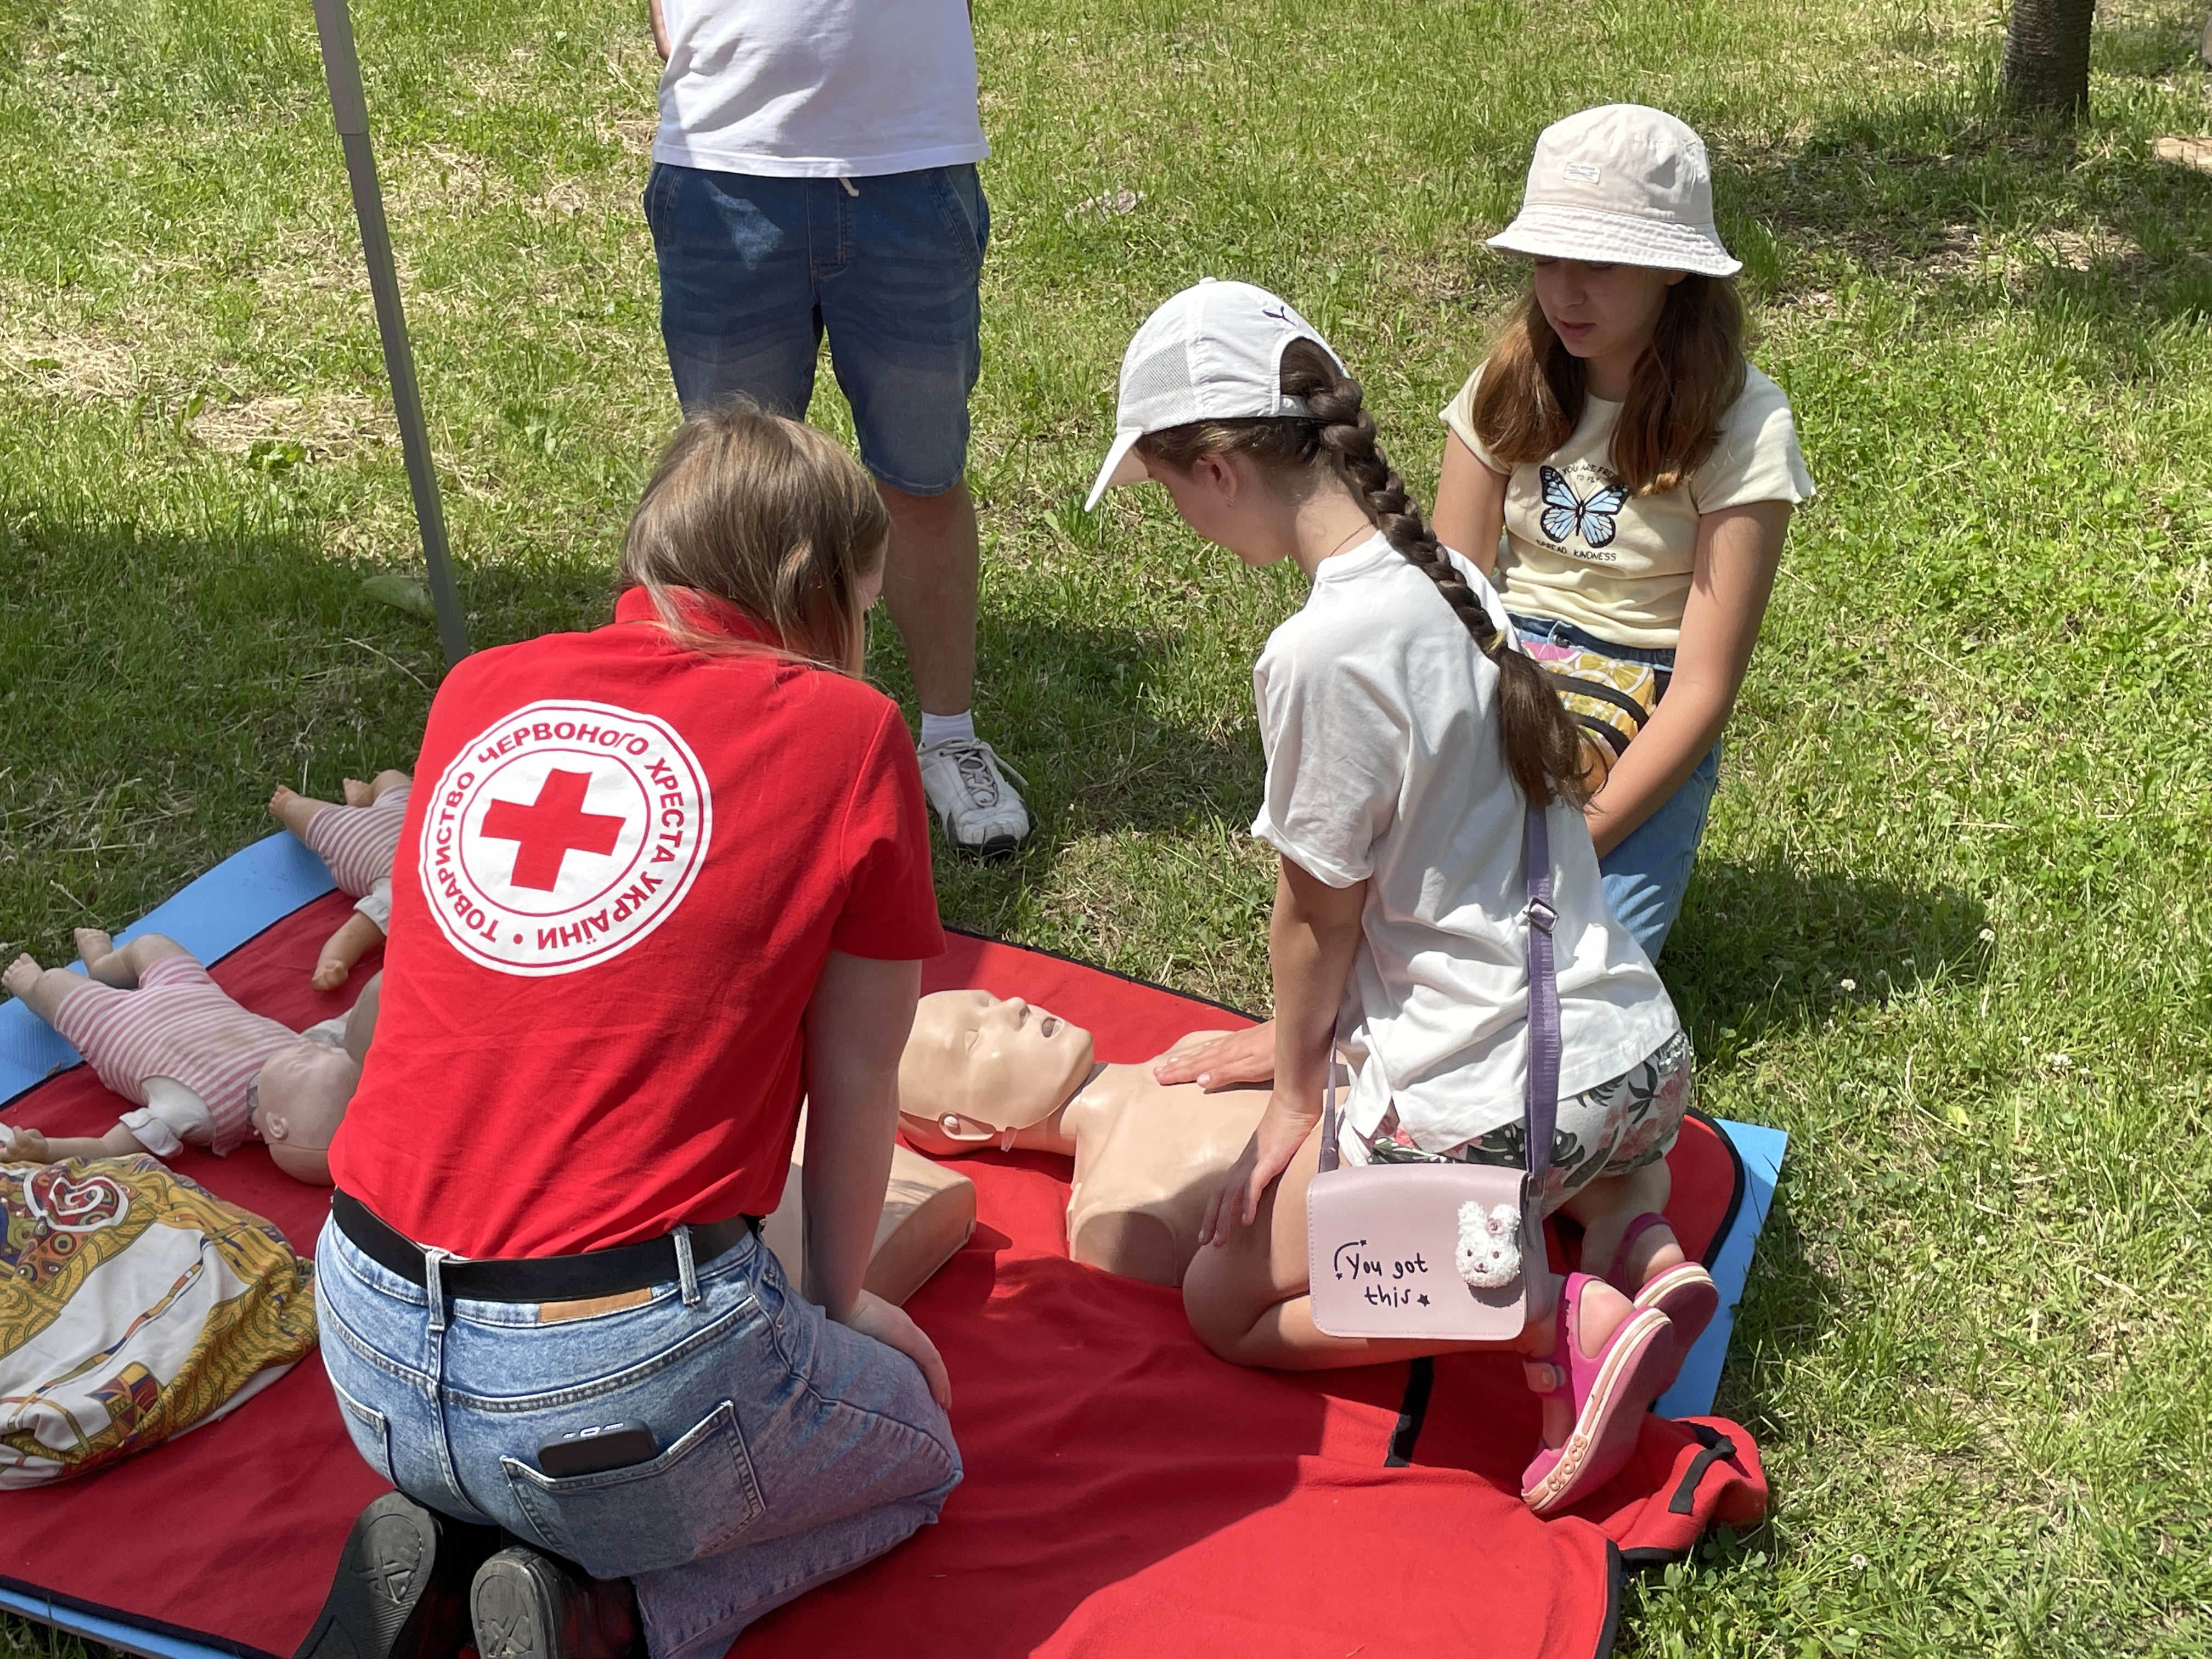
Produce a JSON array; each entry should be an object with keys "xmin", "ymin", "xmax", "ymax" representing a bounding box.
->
[{"xmin": 917, "ymin": 737, "xmax": 1031, "ymax": 856}]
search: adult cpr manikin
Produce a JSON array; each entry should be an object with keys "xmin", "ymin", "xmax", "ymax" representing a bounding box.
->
[{"xmin": 896, "ymin": 990, "xmax": 1268, "ymax": 1287}]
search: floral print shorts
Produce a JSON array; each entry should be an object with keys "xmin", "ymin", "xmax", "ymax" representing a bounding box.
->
[{"xmin": 1352, "ymin": 1031, "xmax": 1695, "ymax": 1215}]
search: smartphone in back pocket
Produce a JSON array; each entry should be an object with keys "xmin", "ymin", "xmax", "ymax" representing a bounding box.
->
[{"xmin": 538, "ymin": 1421, "xmax": 658, "ymax": 1478}]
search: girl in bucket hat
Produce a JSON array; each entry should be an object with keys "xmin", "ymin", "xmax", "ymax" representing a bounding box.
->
[
  {"xmin": 1432, "ymin": 104, "xmax": 1814, "ymax": 966},
  {"xmin": 1091, "ymin": 279, "xmax": 1717, "ymax": 1515}
]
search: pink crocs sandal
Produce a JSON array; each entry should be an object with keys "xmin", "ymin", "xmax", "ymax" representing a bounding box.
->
[
  {"xmin": 1520, "ymin": 1271, "xmax": 1675, "ymax": 1516},
  {"xmin": 1609, "ymin": 1212, "xmax": 1719, "ymax": 1392}
]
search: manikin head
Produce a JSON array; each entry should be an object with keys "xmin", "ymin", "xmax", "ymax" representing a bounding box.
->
[
  {"xmin": 898, "ymin": 991, "xmax": 1096, "ymax": 1147},
  {"xmin": 250, "ymin": 1039, "xmax": 360, "ymax": 1184}
]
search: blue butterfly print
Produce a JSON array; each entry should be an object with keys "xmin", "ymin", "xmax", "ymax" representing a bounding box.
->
[{"xmin": 1537, "ymin": 465, "xmax": 1631, "ymax": 550}]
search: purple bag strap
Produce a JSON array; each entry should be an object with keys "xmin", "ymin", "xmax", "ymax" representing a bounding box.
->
[
  {"xmin": 1521, "ymin": 803, "xmax": 1560, "ymax": 1186},
  {"xmin": 1314, "ymin": 803, "xmax": 1561, "ymax": 1177}
]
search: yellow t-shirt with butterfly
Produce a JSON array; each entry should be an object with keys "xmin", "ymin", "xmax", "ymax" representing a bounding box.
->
[{"xmin": 1441, "ymin": 363, "xmax": 1814, "ymax": 650}]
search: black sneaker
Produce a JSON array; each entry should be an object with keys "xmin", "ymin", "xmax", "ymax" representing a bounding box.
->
[
  {"xmin": 470, "ymin": 1545, "xmax": 643, "ymax": 1659},
  {"xmin": 295, "ymin": 1492, "xmax": 503, "ymax": 1659}
]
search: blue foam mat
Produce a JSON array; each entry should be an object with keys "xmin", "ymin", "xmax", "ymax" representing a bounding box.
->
[
  {"xmin": 2, "ymin": 835, "xmax": 1785, "ymax": 1658},
  {"xmin": 1660, "ymin": 1116, "xmax": 1786, "ymax": 1419},
  {"xmin": 0, "ymin": 1584, "xmax": 234, "ymax": 1659}
]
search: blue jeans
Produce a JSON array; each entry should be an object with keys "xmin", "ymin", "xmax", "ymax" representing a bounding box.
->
[
  {"xmin": 1511, "ymin": 613, "xmax": 1721, "ymax": 963},
  {"xmin": 315, "ymin": 1218, "xmax": 960, "ymax": 1659},
  {"xmin": 645, "ymin": 162, "xmax": 988, "ymax": 495}
]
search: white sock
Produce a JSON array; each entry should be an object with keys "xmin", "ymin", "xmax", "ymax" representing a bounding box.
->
[{"xmin": 919, "ymin": 710, "xmax": 976, "ymax": 749}]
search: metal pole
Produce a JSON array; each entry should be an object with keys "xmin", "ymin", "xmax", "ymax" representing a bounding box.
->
[{"xmin": 309, "ymin": 0, "xmax": 470, "ymax": 665}]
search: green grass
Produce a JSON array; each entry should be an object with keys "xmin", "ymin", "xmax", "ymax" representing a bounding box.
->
[{"xmin": 4, "ymin": 0, "xmax": 2212, "ymax": 1653}]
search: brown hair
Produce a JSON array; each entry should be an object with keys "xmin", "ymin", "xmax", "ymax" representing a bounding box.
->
[
  {"xmin": 1470, "ymin": 275, "xmax": 1747, "ymax": 494},
  {"xmin": 618, "ymin": 400, "xmax": 890, "ymax": 672},
  {"xmin": 1137, "ymin": 339, "xmax": 1589, "ymax": 807}
]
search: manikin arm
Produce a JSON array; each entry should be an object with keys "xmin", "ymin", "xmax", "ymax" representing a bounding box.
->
[
  {"xmin": 313, "ymin": 911, "xmax": 385, "ymax": 993},
  {"xmin": 802, "ymin": 951, "xmax": 951, "ymax": 1406},
  {"xmin": 2, "ymin": 1122, "xmax": 156, "ymax": 1164}
]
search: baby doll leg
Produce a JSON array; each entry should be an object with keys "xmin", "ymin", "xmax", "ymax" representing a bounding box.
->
[
  {"xmin": 345, "ymin": 769, "xmax": 411, "ymax": 807},
  {"xmin": 270, "ymin": 785, "xmax": 340, "ymax": 842},
  {"xmin": 5, "ymin": 953, "xmax": 107, "ymax": 1024},
  {"xmin": 75, "ymin": 930, "xmax": 191, "ymax": 989}
]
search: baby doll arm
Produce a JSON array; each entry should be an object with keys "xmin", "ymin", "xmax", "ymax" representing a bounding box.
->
[
  {"xmin": 1, "ymin": 1121, "xmax": 158, "ymax": 1165},
  {"xmin": 313, "ymin": 910, "xmax": 386, "ymax": 992}
]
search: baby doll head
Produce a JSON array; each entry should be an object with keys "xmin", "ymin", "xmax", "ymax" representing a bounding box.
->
[{"xmin": 250, "ymin": 1039, "xmax": 360, "ymax": 1185}]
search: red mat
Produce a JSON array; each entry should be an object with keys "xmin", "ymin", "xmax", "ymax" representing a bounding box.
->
[{"xmin": 1, "ymin": 896, "xmax": 1765, "ymax": 1659}]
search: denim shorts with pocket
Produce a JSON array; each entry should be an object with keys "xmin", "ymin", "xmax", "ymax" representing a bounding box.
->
[
  {"xmin": 1510, "ymin": 612, "xmax": 1722, "ymax": 963},
  {"xmin": 645, "ymin": 162, "xmax": 988, "ymax": 495},
  {"xmin": 316, "ymin": 1217, "xmax": 960, "ymax": 1659}
]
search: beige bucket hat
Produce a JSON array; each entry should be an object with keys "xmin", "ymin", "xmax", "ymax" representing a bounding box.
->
[{"xmin": 1488, "ymin": 104, "xmax": 1740, "ymax": 277}]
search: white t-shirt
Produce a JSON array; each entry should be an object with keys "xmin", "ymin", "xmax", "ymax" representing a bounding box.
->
[
  {"xmin": 654, "ymin": 0, "xmax": 990, "ymax": 179},
  {"xmin": 1441, "ymin": 363, "xmax": 1813, "ymax": 650},
  {"xmin": 1250, "ymin": 534, "xmax": 1679, "ymax": 1153}
]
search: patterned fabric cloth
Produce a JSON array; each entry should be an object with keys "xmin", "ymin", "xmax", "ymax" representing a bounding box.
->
[
  {"xmin": 49, "ymin": 956, "xmax": 299, "ymax": 1155},
  {"xmin": 0, "ymin": 1155, "xmax": 317, "ymax": 1486},
  {"xmin": 303, "ymin": 782, "xmax": 412, "ymax": 898},
  {"xmin": 1349, "ymin": 1031, "xmax": 1695, "ymax": 1216}
]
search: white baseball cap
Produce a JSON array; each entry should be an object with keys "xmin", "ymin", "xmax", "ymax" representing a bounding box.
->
[
  {"xmin": 1084, "ymin": 279, "xmax": 1345, "ymax": 511},
  {"xmin": 1487, "ymin": 104, "xmax": 1740, "ymax": 277}
]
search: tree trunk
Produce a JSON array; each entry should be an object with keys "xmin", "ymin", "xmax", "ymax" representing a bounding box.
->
[{"xmin": 2002, "ymin": 0, "xmax": 2097, "ymax": 118}]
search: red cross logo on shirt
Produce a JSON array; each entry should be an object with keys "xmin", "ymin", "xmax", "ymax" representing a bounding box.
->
[{"xmin": 479, "ymin": 769, "xmax": 627, "ymax": 891}]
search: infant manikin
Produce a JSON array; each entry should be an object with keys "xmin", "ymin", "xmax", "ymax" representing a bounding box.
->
[
  {"xmin": 269, "ymin": 770, "xmax": 411, "ymax": 990},
  {"xmin": 898, "ymin": 990, "xmax": 1269, "ymax": 1288},
  {"xmin": 1, "ymin": 932, "xmax": 366, "ymax": 1184}
]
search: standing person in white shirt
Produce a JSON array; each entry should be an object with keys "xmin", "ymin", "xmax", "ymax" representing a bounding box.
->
[
  {"xmin": 1088, "ymin": 280, "xmax": 1718, "ymax": 1514},
  {"xmin": 646, "ymin": 0, "xmax": 1030, "ymax": 855}
]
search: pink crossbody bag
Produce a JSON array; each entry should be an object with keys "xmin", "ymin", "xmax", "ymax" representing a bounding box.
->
[{"xmin": 1306, "ymin": 806, "xmax": 1561, "ymax": 1340}]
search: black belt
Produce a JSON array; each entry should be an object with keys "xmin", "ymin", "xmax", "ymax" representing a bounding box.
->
[{"xmin": 331, "ymin": 1190, "xmax": 760, "ymax": 1304}]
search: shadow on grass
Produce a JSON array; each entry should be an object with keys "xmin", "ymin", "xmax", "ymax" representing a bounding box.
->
[
  {"xmin": 1712, "ymin": 40, "xmax": 2212, "ymax": 360},
  {"xmin": 0, "ymin": 493, "xmax": 627, "ymax": 952},
  {"xmin": 895, "ymin": 608, "xmax": 1263, "ymax": 849},
  {"xmin": 1663, "ymin": 853, "xmax": 1990, "ymax": 1052}
]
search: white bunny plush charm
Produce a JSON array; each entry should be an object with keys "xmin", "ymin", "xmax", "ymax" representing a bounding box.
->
[{"xmin": 1455, "ymin": 1200, "xmax": 1523, "ymax": 1289}]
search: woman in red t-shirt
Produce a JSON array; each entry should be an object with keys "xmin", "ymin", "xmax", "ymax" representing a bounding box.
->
[{"xmin": 307, "ymin": 407, "xmax": 958, "ymax": 1659}]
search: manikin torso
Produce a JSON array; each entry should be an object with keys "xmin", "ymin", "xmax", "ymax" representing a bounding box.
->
[
  {"xmin": 896, "ymin": 993, "xmax": 1268, "ymax": 1289},
  {"xmin": 1055, "ymin": 1051, "xmax": 1267, "ymax": 1287}
]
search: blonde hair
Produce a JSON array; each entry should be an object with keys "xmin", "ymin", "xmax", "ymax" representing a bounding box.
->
[{"xmin": 618, "ymin": 401, "xmax": 891, "ymax": 671}]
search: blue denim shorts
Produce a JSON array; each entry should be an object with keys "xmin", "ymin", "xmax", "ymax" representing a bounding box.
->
[
  {"xmin": 315, "ymin": 1218, "xmax": 960, "ymax": 1659},
  {"xmin": 1511, "ymin": 612, "xmax": 1720, "ymax": 963},
  {"xmin": 645, "ymin": 162, "xmax": 988, "ymax": 495}
]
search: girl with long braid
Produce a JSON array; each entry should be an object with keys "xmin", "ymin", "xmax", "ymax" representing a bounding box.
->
[{"xmin": 1086, "ymin": 280, "xmax": 1713, "ymax": 1514}]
